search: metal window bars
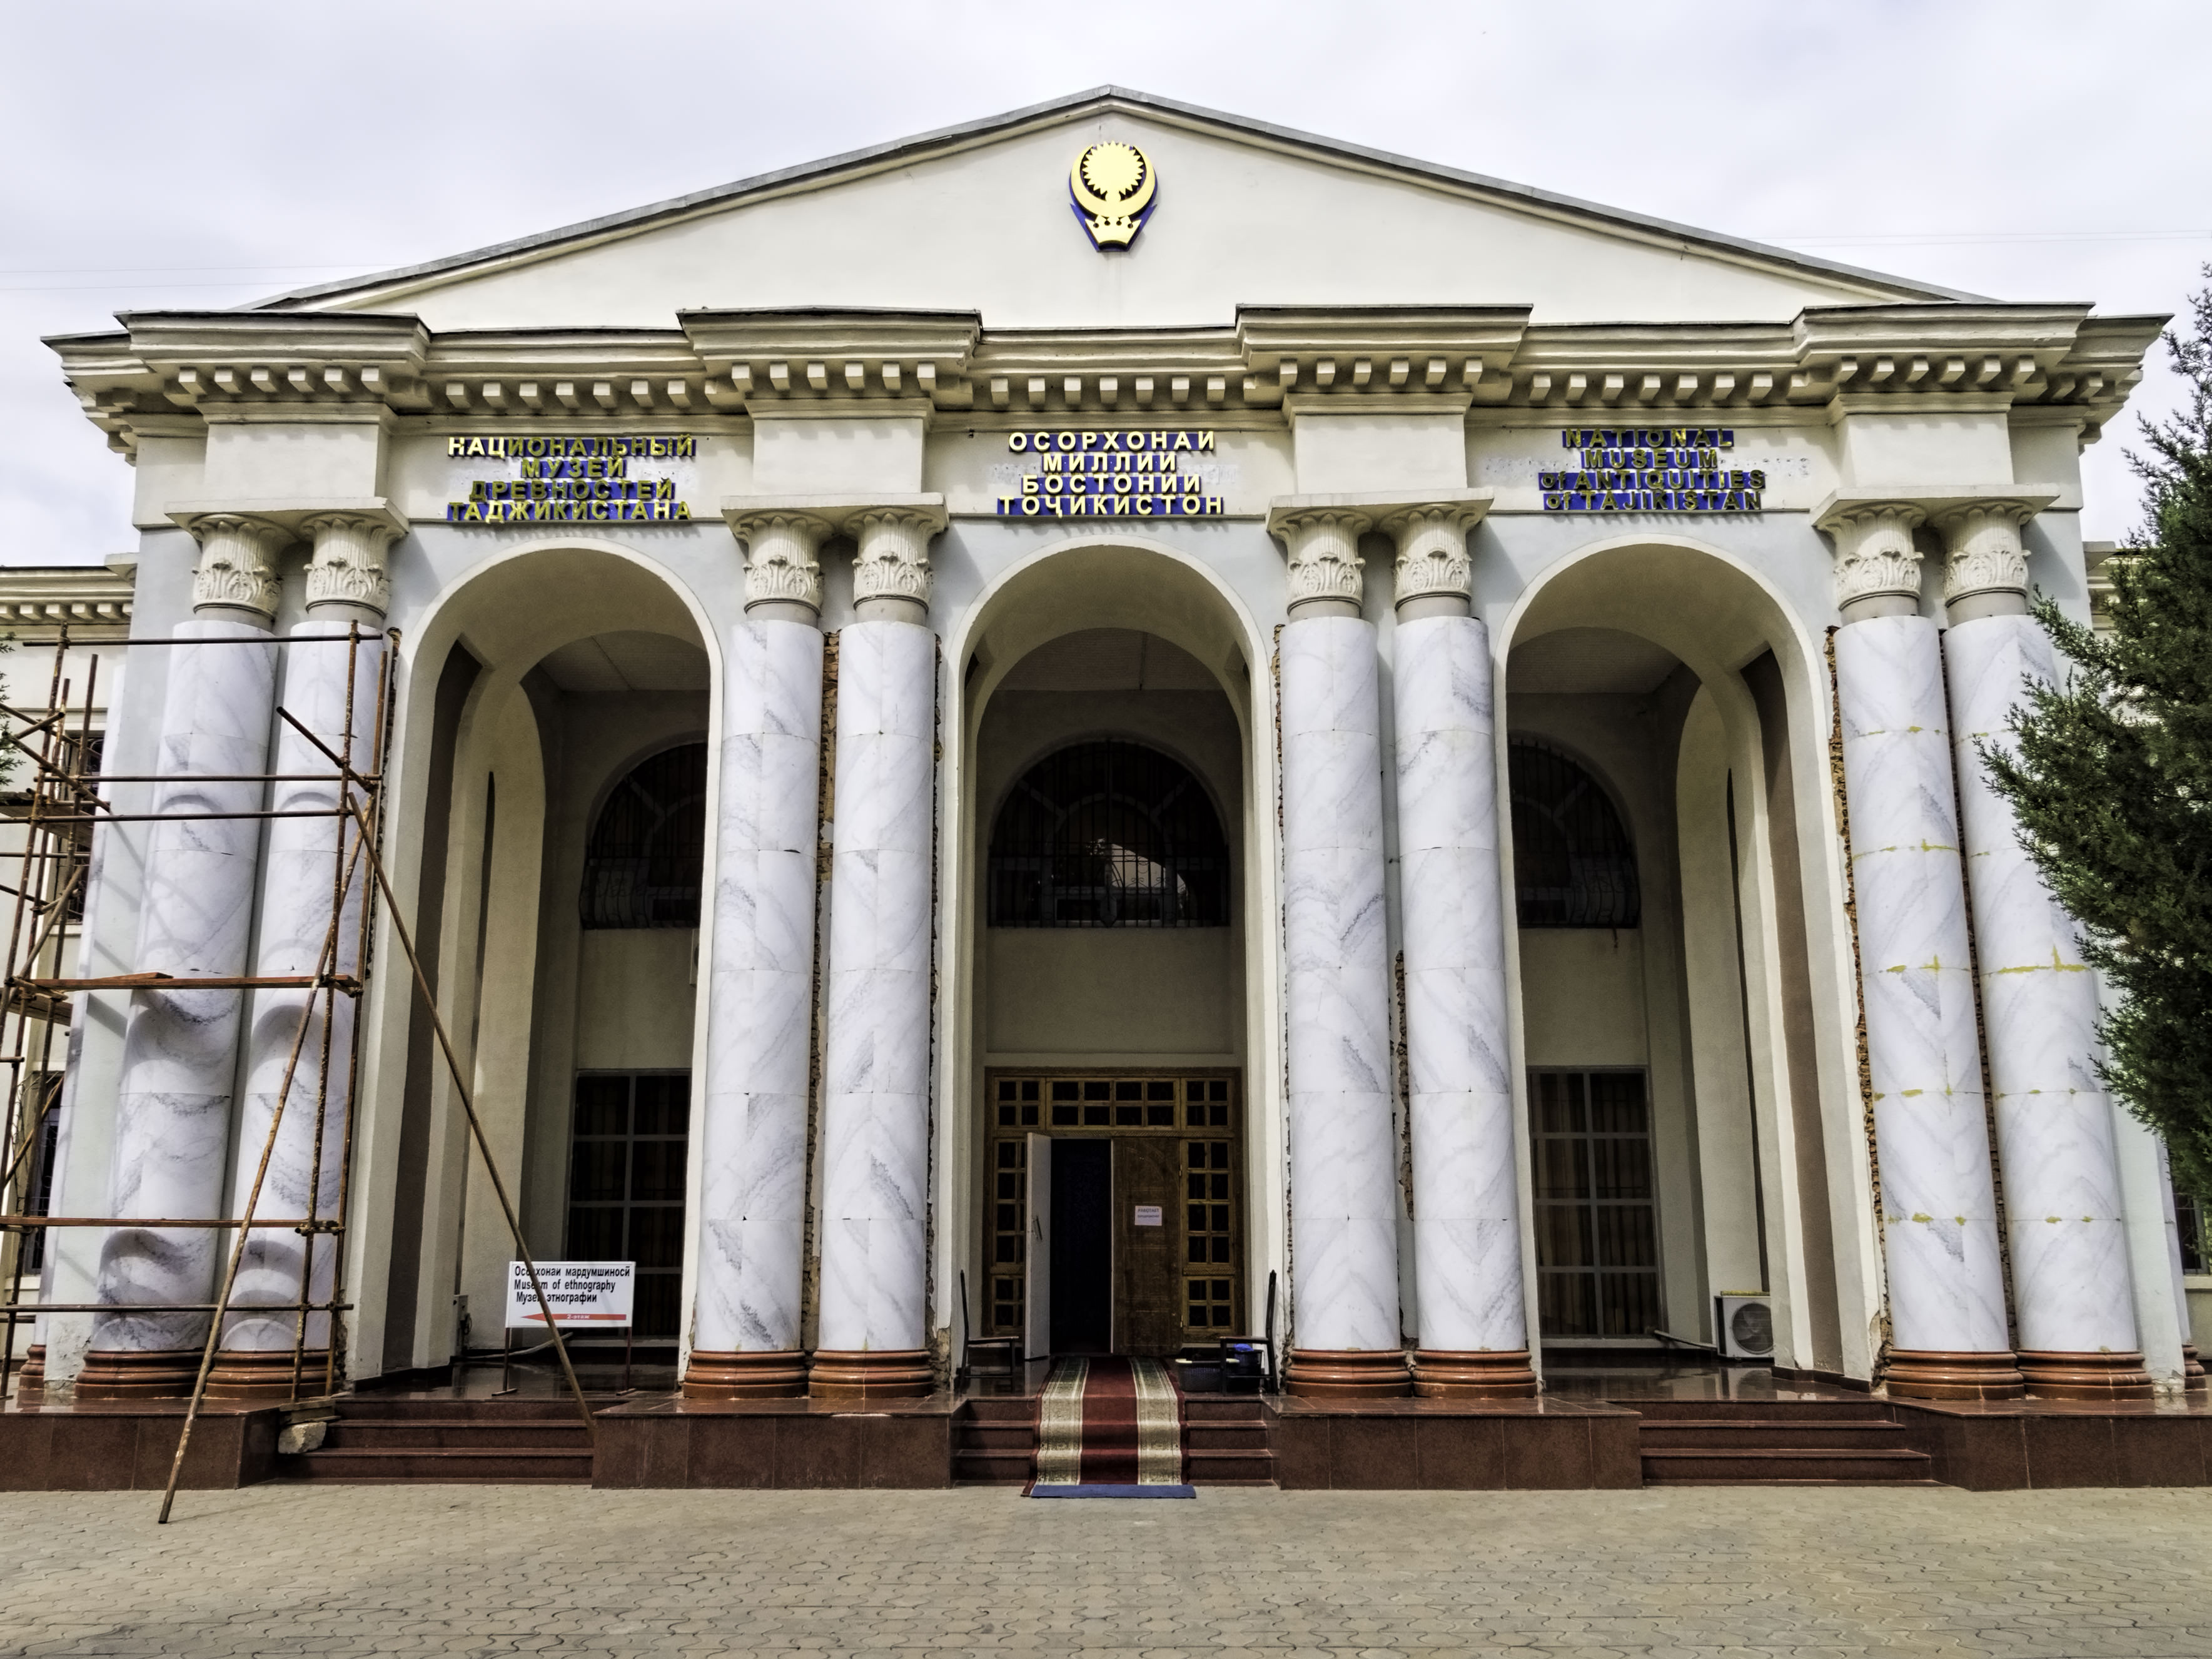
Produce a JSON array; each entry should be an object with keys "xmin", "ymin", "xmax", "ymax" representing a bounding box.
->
[
  {"xmin": 1508, "ymin": 738, "xmax": 1642, "ymax": 929},
  {"xmin": 0, "ymin": 622, "xmax": 595, "ymax": 1523},
  {"xmin": 987, "ymin": 739, "xmax": 1230, "ymax": 927}
]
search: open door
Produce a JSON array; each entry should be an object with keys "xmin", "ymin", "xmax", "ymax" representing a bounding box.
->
[{"xmin": 1024, "ymin": 1132, "xmax": 1051, "ymax": 1361}]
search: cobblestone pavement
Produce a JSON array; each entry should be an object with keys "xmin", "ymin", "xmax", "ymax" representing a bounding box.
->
[{"xmin": 4, "ymin": 1485, "xmax": 2210, "ymax": 1658}]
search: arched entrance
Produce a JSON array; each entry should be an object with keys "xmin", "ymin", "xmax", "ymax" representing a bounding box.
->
[
  {"xmin": 1498, "ymin": 539, "xmax": 1867, "ymax": 1379},
  {"xmin": 944, "ymin": 540, "xmax": 1272, "ymax": 1366},
  {"xmin": 360, "ymin": 543, "xmax": 715, "ymax": 1376}
]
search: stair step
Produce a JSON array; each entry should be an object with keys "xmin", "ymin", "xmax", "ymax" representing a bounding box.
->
[
  {"xmin": 281, "ymin": 1446, "xmax": 593, "ymax": 1484},
  {"xmin": 1639, "ymin": 1421, "xmax": 1914, "ymax": 1450},
  {"xmin": 322, "ymin": 1421, "xmax": 589, "ymax": 1449},
  {"xmin": 1641, "ymin": 1447, "xmax": 1932, "ymax": 1484}
]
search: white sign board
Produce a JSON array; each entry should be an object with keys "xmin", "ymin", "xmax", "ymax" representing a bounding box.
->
[
  {"xmin": 1133, "ymin": 1205, "xmax": 1163, "ymax": 1227},
  {"xmin": 505, "ymin": 1261, "xmax": 634, "ymax": 1328}
]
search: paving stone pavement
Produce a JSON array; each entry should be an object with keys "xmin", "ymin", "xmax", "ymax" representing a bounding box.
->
[{"xmin": 3, "ymin": 1485, "xmax": 2209, "ymax": 1658}]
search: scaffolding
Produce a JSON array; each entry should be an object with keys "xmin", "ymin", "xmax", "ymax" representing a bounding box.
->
[{"xmin": 0, "ymin": 623, "xmax": 593, "ymax": 1521}]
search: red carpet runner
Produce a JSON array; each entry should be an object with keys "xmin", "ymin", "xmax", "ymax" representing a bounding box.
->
[{"xmin": 1033, "ymin": 1357, "xmax": 1186, "ymax": 1487}]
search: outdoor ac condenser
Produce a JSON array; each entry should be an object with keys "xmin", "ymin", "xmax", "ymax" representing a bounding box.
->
[{"xmin": 1715, "ymin": 1292, "xmax": 1775, "ymax": 1361}]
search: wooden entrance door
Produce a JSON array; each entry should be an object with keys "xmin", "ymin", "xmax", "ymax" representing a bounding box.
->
[{"xmin": 983, "ymin": 1070, "xmax": 1241, "ymax": 1356}]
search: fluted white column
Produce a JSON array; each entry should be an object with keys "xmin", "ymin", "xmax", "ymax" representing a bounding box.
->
[
  {"xmin": 1939, "ymin": 506, "xmax": 2147, "ymax": 1397},
  {"xmin": 1269, "ymin": 504, "xmax": 1406, "ymax": 1396},
  {"xmin": 685, "ymin": 509, "xmax": 828, "ymax": 1399},
  {"xmin": 80, "ymin": 515, "xmax": 284, "ymax": 1398},
  {"xmin": 210, "ymin": 513, "xmax": 394, "ymax": 1396},
  {"xmin": 1384, "ymin": 502, "xmax": 1533, "ymax": 1396},
  {"xmin": 811, "ymin": 514, "xmax": 939, "ymax": 1399},
  {"xmin": 1821, "ymin": 498, "xmax": 2019, "ymax": 1399}
]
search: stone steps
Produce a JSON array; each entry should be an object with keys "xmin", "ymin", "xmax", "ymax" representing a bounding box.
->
[
  {"xmin": 275, "ymin": 1394, "xmax": 598, "ymax": 1484},
  {"xmin": 1635, "ymin": 1399, "xmax": 1935, "ymax": 1486}
]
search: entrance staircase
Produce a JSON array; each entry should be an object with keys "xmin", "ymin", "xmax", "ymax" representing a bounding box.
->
[
  {"xmin": 951, "ymin": 1391, "xmax": 1275, "ymax": 1485},
  {"xmin": 276, "ymin": 1394, "xmax": 597, "ymax": 1484},
  {"xmin": 1635, "ymin": 1395, "xmax": 1936, "ymax": 1485}
]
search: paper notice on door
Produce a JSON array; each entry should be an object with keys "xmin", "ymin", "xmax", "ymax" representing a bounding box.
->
[{"xmin": 1133, "ymin": 1205, "xmax": 1163, "ymax": 1227}]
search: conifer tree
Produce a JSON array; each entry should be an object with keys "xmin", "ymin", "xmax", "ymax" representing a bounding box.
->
[{"xmin": 1982, "ymin": 270, "xmax": 2212, "ymax": 1189}]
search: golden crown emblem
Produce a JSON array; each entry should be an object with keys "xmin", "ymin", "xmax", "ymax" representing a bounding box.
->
[{"xmin": 1069, "ymin": 141, "xmax": 1158, "ymax": 250}]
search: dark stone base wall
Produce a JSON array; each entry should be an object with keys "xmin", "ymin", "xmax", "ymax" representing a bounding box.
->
[
  {"xmin": 1896, "ymin": 1403, "xmax": 2212, "ymax": 1489},
  {"xmin": 1266, "ymin": 1401, "xmax": 1642, "ymax": 1490},
  {"xmin": 0, "ymin": 1404, "xmax": 278, "ymax": 1491}
]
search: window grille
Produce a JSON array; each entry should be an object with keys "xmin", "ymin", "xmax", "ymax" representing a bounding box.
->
[
  {"xmin": 1509, "ymin": 739, "xmax": 1640, "ymax": 928},
  {"xmin": 1529, "ymin": 1069, "xmax": 1660, "ymax": 1338},
  {"xmin": 987, "ymin": 739, "xmax": 1229, "ymax": 926},
  {"xmin": 580, "ymin": 743, "xmax": 706, "ymax": 929},
  {"xmin": 565, "ymin": 1072, "xmax": 689, "ymax": 1339}
]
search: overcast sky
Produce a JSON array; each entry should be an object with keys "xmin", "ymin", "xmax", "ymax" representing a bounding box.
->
[{"xmin": 4, "ymin": 0, "xmax": 2203, "ymax": 566}]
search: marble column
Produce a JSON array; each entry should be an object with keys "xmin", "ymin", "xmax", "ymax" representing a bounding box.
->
[
  {"xmin": 208, "ymin": 513, "xmax": 394, "ymax": 1398},
  {"xmin": 810, "ymin": 507, "xmax": 944, "ymax": 1401},
  {"xmin": 1384, "ymin": 502, "xmax": 1535, "ymax": 1397},
  {"xmin": 1819, "ymin": 499, "xmax": 2021, "ymax": 1400},
  {"xmin": 685, "ymin": 510, "xmax": 829, "ymax": 1399},
  {"xmin": 78, "ymin": 515, "xmax": 284, "ymax": 1399},
  {"xmin": 1939, "ymin": 504, "xmax": 2149, "ymax": 1398},
  {"xmin": 1268, "ymin": 503, "xmax": 1406, "ymax": 1396}
]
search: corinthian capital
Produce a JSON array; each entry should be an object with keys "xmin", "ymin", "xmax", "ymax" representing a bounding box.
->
[
  {"xmin": 1815, "ymin": 497, "xmax": 1927, "ymax": 615},
  {"xmin": 729, "ymin": 510, "xmax": 832, "ymax": 614},
  {"xmin": 1376, "ymin": 493, "xmax": 1493, "ymax": 610},
  {"xmin": 181, "ymin": 514, "xmax": 289, "ymax": 621},
  {"xmin": 1931, "ymin": 497, "xmax": 2045, "ymax": 607},
  {"xmin": 1267, "ymin": 505, "xmax": 1371, "ymax": 612},
  {"xmin": 302, "ymin": 512, "xmax": 400, "ymax": 616},
  {"xmin": 852, "ymin": 505, "xmax": 946, "ymax": 611}
]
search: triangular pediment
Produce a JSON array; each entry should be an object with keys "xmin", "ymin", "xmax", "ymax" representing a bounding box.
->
[{"xmin": 262, "ymin": 89, "xmax": 1970, "ymax": 332}]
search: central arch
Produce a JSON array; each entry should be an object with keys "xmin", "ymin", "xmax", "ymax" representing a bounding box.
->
[{"xmin": 939, "ymin": 539, "xmax": 1279, "ymax": 1367}]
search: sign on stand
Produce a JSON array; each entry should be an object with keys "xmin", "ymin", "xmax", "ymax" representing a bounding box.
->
[{"xmin": 505, "ymin": 1261, "xmax": 634, "ymax": 1329}]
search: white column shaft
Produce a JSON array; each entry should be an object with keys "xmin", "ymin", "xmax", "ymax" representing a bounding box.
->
[
  {"xmin": 222, "ymin": 628, "xmax": 384, "ymax": 1352},
  {"xmin": 1945, "ymin": 614, "xmax": 2137, "ymax": 1354},
  {"xmin": 94, "ymin": 619, "xmax": 277, "ymax": 1352},
  {"xmin": 694, "ymin": 619, "xmax": 823, "ymax": 1352},
  {"xmin": 1835, "ymin": 614, "xmax": 2008, "ymax": 1354},
  {"xmin": 815, "ymin": 620, "xmax": 936, "ymax": 1353},
  {"xmin": 1393, "ymin": 615, "xmax": 1525, "ymax": 1353},
  {"xmin": 1280, "ymin": 616, "xmax": 1400, "ymax": 1351}
]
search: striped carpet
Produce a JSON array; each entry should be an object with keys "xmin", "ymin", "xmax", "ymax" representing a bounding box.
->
[{"xmin": 1032, "ymin": 1357, "xmax": 1185, "ymax": 1487}]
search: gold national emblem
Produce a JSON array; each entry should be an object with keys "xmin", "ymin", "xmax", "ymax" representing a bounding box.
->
[{"xmin": 1069, "ymin": 141, "xmax": 1158, "ymax": 250}]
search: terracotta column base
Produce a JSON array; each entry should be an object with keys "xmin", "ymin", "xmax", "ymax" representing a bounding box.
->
[
  {"xmin": 2183, "ymin": 1344, "xmax": 2208, "ymax": 1394},
  {"xmin": 1410, "ymin": 1348, "xmax": 1538, "ymax": 1398},
  {"xmin": 74, "ymin": 1347, "xmax": 204, "ymax": 1401},
  {"xmin": 2017, "ymin": 1349, "xmax": 2155, "ymax": 1400},
  {"xmin": 1882, "ymin": 1347, "xmax": 2026, "ymax": 1401},
  {"xmin": 806, "ymin": 1349, "xmax": 935, "ymax": 1402},
  {"xmin": 684, "ymin": 1349, "xmax": 809, "ymax": 1399},
  {"xmin": 1285, "ymin": 1347, "xmax": 1411, "ymax": 1398},
  {"xmin": 205, "ymin": 1349, "xmax": 334, "ymax": 1401},
  {"xmin": 12, "ymin": 1344, "xmax": 44, "ymax": 1399}
]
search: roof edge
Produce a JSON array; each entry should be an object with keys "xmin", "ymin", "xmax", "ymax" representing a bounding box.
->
[{"xmin": 249, "ymin": 86, "xmax": 1989, "ymax": 313}]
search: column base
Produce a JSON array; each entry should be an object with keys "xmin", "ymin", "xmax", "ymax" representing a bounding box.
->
[
  {"xmin": 74, "ymin": 1347, "xmax": 204, "ymax": 1401},
  {"xmin": 2017, "ymin": 1349, "xmax": 2155, "ymax": 1401},
  {"xmin": 1285, "ymin": 1348, "xmax": 1411, "ymax": 1398},
  {"xmin": 12, "ymin": 1344, "xmax": 44, "ymax": 1399},
  {"xmin": 807, "ymin": 1349, "xmax": 935, "ymax": 1402},
  {"xmin": 1410, "ymin": 1348, "xmax": 1538, "ymax": 1398},
  {"xmin": 2184, "ymin": 1344, "xmax": 2208, "ymax": 1395},
  {"xmin": 1882, "ymin": 1348, "xmax": 2026, "ymax": 1401},
  {"xmin": 204, "ymin": 1349, "xmax": 333, "ymax": 1401},
  {"xmin": 683, "ymin": 1350, "xmax": 810, "ymax": 1399}
]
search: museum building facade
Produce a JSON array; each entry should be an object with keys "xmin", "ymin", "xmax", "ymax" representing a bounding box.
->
[{"xmin": 20, "ymin": 89, "xmax": 2204, "ymax": 1459}]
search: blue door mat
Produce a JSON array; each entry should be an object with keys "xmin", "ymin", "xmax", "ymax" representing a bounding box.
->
[{"xmin": 1028, "ymin": 1484, "xmax": 1197, "ymax": 1498}]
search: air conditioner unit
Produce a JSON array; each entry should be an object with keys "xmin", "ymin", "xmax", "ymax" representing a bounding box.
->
[{"xmin": 1715, "ymin": 1292, "xmax": 1774, "ymax": 1361}]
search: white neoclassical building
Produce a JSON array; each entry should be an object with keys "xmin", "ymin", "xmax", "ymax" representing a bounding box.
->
[{"xmin": 15, "ymin": 89, "xmax": 2203, "ymax": 1486}]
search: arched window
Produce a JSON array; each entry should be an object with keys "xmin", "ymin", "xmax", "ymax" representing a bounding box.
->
[
  {"xmin": 989, "ymin": 739, "xmax": 1229, "ymax": 926},
  {"xmin": 580, "ymin": 743, "xmax": 707, "ymax": 928},
  {"xmin": 1510, "ymin": 739, "xmax": 1639, "ymax": 928}
]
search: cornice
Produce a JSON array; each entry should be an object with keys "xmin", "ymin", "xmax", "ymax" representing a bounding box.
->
[
  {"xmin": 0, "ymin": 567, "xmax": 136, "ymax": 634},
  {"xmin": 49, "ymin": 301, "xmax": 2168, "ymax": 458}
]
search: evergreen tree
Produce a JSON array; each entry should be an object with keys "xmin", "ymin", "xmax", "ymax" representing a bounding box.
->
[{"xmin": 1982, "ymin": 270, "xmax": 2212, "ymax": 1189}]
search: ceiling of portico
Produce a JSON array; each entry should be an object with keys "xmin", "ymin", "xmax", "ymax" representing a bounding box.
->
[
  {"xmin": 262, "ymin": 89, "xmax": 1961, "ymax": 333},
  {"xmin": 1507, "ymin": 627, "xmax": 1682, "ymax": 695},
  {"xmin": 537, "ymin": 629, "xmax": 711, "ymax": 693}
]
